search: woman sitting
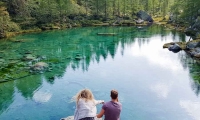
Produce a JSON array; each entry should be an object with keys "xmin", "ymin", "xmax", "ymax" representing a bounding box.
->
[{"xmin": 74, "ymin": 89, "xmax": 104, "ymax": 120}]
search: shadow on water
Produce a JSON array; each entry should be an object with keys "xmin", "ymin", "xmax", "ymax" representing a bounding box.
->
[{"xmin": 0, "ymin": 25, "xmax": 200, "ymax": 116}]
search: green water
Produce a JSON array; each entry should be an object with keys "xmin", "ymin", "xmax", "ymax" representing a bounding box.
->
[{"xmin": 0, "ymin": 25, "xmax": 200, "ymax": 120}]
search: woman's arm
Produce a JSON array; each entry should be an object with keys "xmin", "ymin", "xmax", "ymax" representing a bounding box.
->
[
  {"xmin": 96, "ymin": 109, "xmax": 105, "ymax": 118},
  {"xmin": 94, "ymin": 100, "xmax": 104, "ymax": 105}
]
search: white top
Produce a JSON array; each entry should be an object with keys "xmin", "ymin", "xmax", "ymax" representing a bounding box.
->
[{"xmin": 74, "ymin": 98, "xmax": 104, "ymax": 120}]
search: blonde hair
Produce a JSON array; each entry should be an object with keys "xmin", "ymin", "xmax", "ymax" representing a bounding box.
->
[{"xmin": 75, "ymin": 89, "xmax": 94, "ymax": 105}]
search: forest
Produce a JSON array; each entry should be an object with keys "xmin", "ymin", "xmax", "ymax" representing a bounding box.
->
[{"xmin": 0, "ymin": 0, "xmax": 200, "ymax": 39}]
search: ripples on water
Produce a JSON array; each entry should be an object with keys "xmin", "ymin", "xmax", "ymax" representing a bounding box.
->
[{"xmin": 0, "ymin": 25, "xmax": 200, "ymax": 120}]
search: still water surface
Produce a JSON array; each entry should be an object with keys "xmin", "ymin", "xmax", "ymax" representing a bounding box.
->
[{"xmin": 0, "ymin": 25, "xmax": 200, "ymax": 120}]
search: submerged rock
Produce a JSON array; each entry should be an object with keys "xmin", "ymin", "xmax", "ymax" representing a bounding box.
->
[
  {"xmin": 31, "ymin": 62, "xmax": 48, "ymax": 71},
  {"xmin": 22, "ymin": 54, "xmax": 36, "ymax": 61},
  {"xmin": 0, "ymin": 59, "xmax": 5, "ymax": 63}
]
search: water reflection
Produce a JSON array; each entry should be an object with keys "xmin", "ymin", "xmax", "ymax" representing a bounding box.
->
[
  {"xmin": 15, "ymin": 75, "xmax": 42, "ymax": 99},
  {"xmin": 33, "ymin": 91, "xmax": 52, "ymax": 103},
  {"xmin": 180, "ymin": 100, "xmax": 200, "ymax": 120},
  {"xmin": 0, "ymin": 81, "xmax": 14, "ymax": 114},
  {"xmin": 177, "ymin": 51, "xmax": 200, "ymax": 96},
  {"xmin": 189, "ymin": 63, "xmax": 200, "ymax": 96},
  {"xmin": 0, "ymin": 25, "xmax": 173, "ymax": 82},
  {"xmin": 150, "ymin": 83, "xmax": 171, "ymax": 99},
  {"xmin": 0, "ymin": 25, "xmax": 200, "ymax": 119}
]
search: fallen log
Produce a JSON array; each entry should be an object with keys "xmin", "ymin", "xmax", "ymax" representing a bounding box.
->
[{"xmin": 97, "ymin": 33, "xmax": 118, "ymax": 36}]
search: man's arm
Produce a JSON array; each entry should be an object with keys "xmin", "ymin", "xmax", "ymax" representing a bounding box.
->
[{"xmin": 96, "ymin": 109, "xmax": 105, "ymax": 118}]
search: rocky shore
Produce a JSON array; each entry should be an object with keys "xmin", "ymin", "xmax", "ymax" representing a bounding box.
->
[
  {"xmin": 163, "ymin": 39, "xmax": 200, "ymax": 59},
  {"xmin": 163, "ymin": 10, "xmax": 200, "ymax": 59}
]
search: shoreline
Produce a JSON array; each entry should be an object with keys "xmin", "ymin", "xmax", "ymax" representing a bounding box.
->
[
  {"xmin": 0, "ymin": 18, "xmax": 165, "ymax": 40},
  {"xmin": 0, "ymin": 18, "xmax": 194, "ymax": 40}
]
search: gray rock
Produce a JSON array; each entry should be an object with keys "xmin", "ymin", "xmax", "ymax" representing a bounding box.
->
[
  {"xmin": 195, "ymin": 47, "xmax": 200, "ymax": 52},
  {"xmin": 186, "ymin": 42, "xmax": 200, "ymax": 49},
  {"xmin": 136, "ymin": 10, "xmax": 153, "ymax": 22},
  {"xmin": 194, "ymin": 53, "xmax": 200, "ymax": 57},
  {"xmin": 189, "ymin": 50, "xmax": 200, "ymax": 57},
  {"xmin": 190, "ymin": 50, "xmax": 197, "ymax": 57},
  {"xmin": 168, "ymin": 43, "xmax": 181, "ymax": 53}
]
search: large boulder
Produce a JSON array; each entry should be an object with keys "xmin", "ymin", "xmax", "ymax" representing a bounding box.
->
[
  {"xmin": 168, "ymin": 43, "xmax": 182, "ymax": 53},
  {"xmin": 136, "ymin": 10, "xmax": 153, "ymax": 22}
]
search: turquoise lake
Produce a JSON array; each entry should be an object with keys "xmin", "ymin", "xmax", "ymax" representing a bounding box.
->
[{"xmin": 0, "ymin": 25, "xmax": 200, "ymax": 120}]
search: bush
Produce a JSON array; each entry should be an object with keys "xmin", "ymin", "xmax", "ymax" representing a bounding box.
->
[{"xmin": 7, "ymin": 22, "xmax": 20, "ymax": 32}]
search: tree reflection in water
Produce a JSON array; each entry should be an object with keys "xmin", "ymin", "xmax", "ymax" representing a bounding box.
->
[
  {"xmin": 0, "ymin": 81, "xmax": 14, "ymax": 115},
  {"xmin": 178, "ymin": 51, "xmax": 200, "ymax": 96}
]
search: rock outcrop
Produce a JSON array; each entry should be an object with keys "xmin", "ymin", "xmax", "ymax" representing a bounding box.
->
[
  {"xmin": 163, "ymin": 40, "xmax": 200, "ymax": 59},
  {"xmin": 136, "ymin": 10, "xmax": 153, "ymax": 23},
  {"xmin": 168, "ymin": 43, "xmax": 182, "ymax": 53}
]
